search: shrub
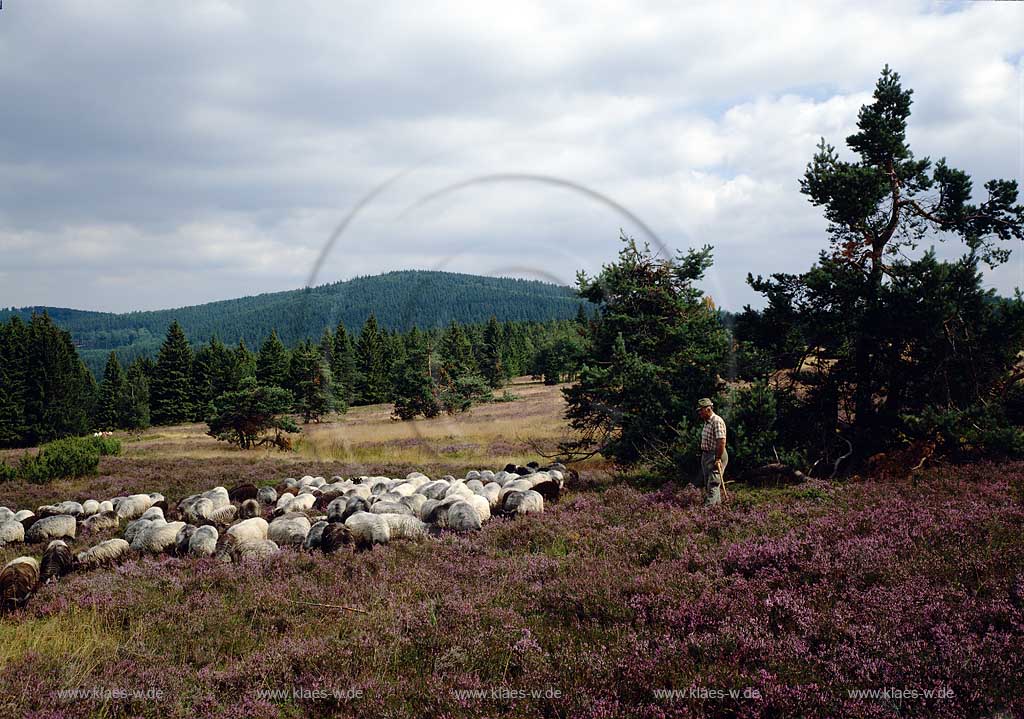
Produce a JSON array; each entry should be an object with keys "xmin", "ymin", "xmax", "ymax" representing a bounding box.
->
[
  {"xmin": 0, "ymin": 462, "xmax": 16, "ymax": 483},
  {"xmin": 16, "ymin": 435, "xmax": 107, "ymax": 484}
]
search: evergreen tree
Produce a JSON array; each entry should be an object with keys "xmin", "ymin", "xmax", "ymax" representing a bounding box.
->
[
  {"xmin": 480, "ymin": 316, "xmax": 506, "ymax": 388},
  {"xmin": 97, "ymin": 351, "xmax": 128, "ymax": 429},
  {"xmin": 392, "ymin": 326, "xmax": 441, "ymax": 420},
  {"xmin": 150, "ymin": 320, "xmax": 194, "ymax": 425},
  {"xmin": 207, "ymin": 376, "xmax": 298, "ymax": 450},
  {"xmin": 22, "ymin": 313, "xmax": 93, "ymax": 443},
  {"xmin": 355, "ymin": 314, "xmax": 389, "ymax": 404},
  {"xmin": 0, "ymin": 317, "xmax": 28, "ymax": 446},
  {"xmin": 256, "ymin": 329, "xmax": 290, "ymax": 388},
  {"xmin": 288, "ymin": 341, "xmax": 335, "ymax": 423},
  {"xmin": 330, "ymin": 321, "xmax": 357, "ymax": 406},
  {"xmin": 319, "ymin": 327, "xmax": 334, "ymax": 366},
  {"xmin": 232, "ymin": 338, "xmax": 256, "ymax": 388},
  {"xmin": 121, "ymin": 358, "xmax": 151, "ymax": 430}
]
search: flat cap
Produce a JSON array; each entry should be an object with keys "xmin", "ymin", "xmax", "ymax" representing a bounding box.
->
[{"xmin": 696, "ymin": 398, "xmax": 713, "ymax": 409}]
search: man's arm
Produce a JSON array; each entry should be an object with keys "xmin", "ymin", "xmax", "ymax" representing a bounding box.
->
[{"xmin": 715, "ymin": 438, "xmax": 725, "ymax": 465}]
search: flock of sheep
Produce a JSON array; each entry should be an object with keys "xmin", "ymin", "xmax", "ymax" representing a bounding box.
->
[{"xmin": 0, "ymin": 462, "xmax": 567, "ymax": 612}]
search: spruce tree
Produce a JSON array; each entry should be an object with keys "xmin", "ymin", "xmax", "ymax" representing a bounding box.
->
[
  {"xmin": 151, "ymin": 320, "xmax": 194, "ymax": 425},
  {"xmin": 256, "ymin": 329, "xmax": 290, "ymax": 388},
  {"xmin": 121, "ymin": 358, "xmax": 151, "ymax": 430},
  {"xmin": 288, "ymin": 341, "xmax": 334, "ymax": 422},
  {"xmin": 98, "ymin": 351, "xmax": 127, "ymax": 429},
  {"xmin": 480, "ymin": 315, "xmax": 505, "ymax": 388},
  {"xmin": 233, "ymin": 338, "xmax": 256, "ymax": 387},
  {"xmin": 22, "ymin": 313, "xmax": 93, "ymax": 443},
  {"xmin": 355, "ymin": 314, "xmax": 389, "ymax": 404},
  {"xmin": 0, "ymin": 317, "xmax": 28, "ymax": 446},
  {"xmin": 392, "ymin": 326, "xmax": 441, "ymax": 420},
  {"xmin": 330, "ymin": 321, "xmax": 357, "ymax": 406}
]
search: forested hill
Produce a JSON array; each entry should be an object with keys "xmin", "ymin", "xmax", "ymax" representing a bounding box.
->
[{"xmin": 1, "ymin": 271, "xmax": 586, "ymax": 376}]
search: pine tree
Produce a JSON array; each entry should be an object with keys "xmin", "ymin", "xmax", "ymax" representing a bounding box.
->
[
  {"xmin": 330, "ymin": 321, "xmax": 357, "ymax": 406},
  {"xmin": 98, "ymin": 351, "xmax": 127, "ymax": 429},
  {"xmin": 319, "ymin": 327, "xmax": 334, "ymax": 366},
  {"xmin": 256, "ymin": 329, "xmax": 290, "ymax": 388},
  {"xmin": 355, "ymin": 314, "xmax": 389, "ymax": 404},
  {"xmin": 151, "ymin": 320, "xmax": 194, "ymax": 425},
  {"xmin": 121, "ymin": 358, "xmax": 151, "ymax": 430},
  {"xmin": 480, "ymin": 315, "xmax": 505, "ymax": 388},
  {"xmin": 233, "ymin": 338, "xmax": 256, "ymax": 388},
  {"xmin": 288, "ymin": 341, "xmax": 334, "ymax": 423},
  {"xmin": 392, "ymin": 326, "xmax": 441, "ymax": 420},
  {"xmin": 0, "ymin": 317, "xmax": 28, "ymax": 446},
  {"xmin": 22, "ymin": 313, "xmax": 93, "ymax": 443}
]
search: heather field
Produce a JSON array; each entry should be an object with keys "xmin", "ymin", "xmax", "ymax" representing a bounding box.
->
[{"xmin": 1, "ymin": 382, "xmax": 1023, "ymax": 719}]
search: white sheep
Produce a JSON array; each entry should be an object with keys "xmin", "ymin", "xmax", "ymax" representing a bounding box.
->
[
  {"xmin": 303, "ymin": 520, "xmax": 328, "ymax": 551},
  {"xmin": 0, "ymin": 507, "xmax": 12, "ymax": 523},
  {"xmin": 189, "ymin": 525, "xmax": 219, "ymax": 557},
  {"xmin": 230, "ymin": 538, "xmax": 279, "ymax": 563},
  {"xmin": 447, "ymin": 501, "xmax": 482, "ymax": 532},
  {"xmin": 76, "ymin": 538, "xmax": 131, "ymax": 569},
  {"xmin": 132, "ymin": 520, "xmax": 186, "ymax": 554},
  {"xmin": 115, "ymin": 494, "xmax": 153, "ymax": 521},
  {"xmin": 465, "ymin": 494, "xmax": 491, "ymax": 523},
  {"xmin": 81, "ymin": 499, "xmax": 100, "ymax": 516},
  {"xmin": 257, "ymin": 486, "xmax": 278, "ymax": 505},
  {"xmin": 26, "ymin": 515, "xmax": 76, "ymax": 543},
  {"xmin": 401, "ymin": 494, "xmax": 427, "ymax": 516},
  {"xmin": 380, "ymin": 513, "xmax": 429, "ymax": 541},
  {"xmin": 209, "ymin": 505, "xmax": 238, "ymax": 525},
  {"xmin": 503, "ymin": 490, "xmax": 544, "ymax": 516},
  {"xmin": 124, "ymin": 517, "xmax": 155, "ymax": 545},
  {"xmin": 98, "ymin": 500, "xmax": 114, "ymax": 514},
  {"xmin": 0, "ymin": 519, "xmax": 25, "ymax": 547},
  {"xmin": 225, "ymin": 517, "xmax": 269, "ymax": 542},
  {"xmin": 140, "ymin": 506, "xmax": 165, "ymax": 521},
  {"xmin": 13, "ymin": 510, "xmax": 34, "ymax": 523},
  {"xmin": 57, "ymin": 501, "xmax": 84, "ymax": 517},
  {"xmin": 80, "ymin": 511, "xmax": 119, "ymax": 533},
  {"xmin": 344, "ymin": 512, "xmax": 391, "ymax": 549},
  {"xmin": 268, "ymin": 515, "xmax": 311, "ymax": 547},
  {"xmin": 370, "ymin": 500, "xmax": 413, "ymax": 516},
  {"xmin": 477, "ymin": 482, "xmax": 502, "ymax": 509}
]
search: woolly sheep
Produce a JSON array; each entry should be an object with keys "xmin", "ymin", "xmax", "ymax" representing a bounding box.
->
[
  {"xmin": 344, "ymin": 512, "xmax": 390, "ymax": 549},
  {"xmin": 465, "ymin": 470, "xmax": 481, "ymax": 481},
  {"xmin": 444, "ymin": 482, "xmax": 474, "ymax": 500},
  {"xmin": 390, "ymin": 482, "xmax": 417, "ymax": 497},
  {"xmin": 36, "ymin": 505, "xmax": 63, "ymax": 518},
  {"xmin": 228, "ymin": 484, "xmax": 258, "ymax": 503},
  {"xmin": 447, "ymin": 501, "xmax": 482, "ymax": 532},
  {"xmin": 275, "ymin": 492, "xmax": 295, "ymax": 513},
  {"xmin": 209, "ymin": 505, "xmax": 238, "ymax": 525},
  {"xmin": 257, "ymin": 486, "xmax": 278, "ymax": 505},
  {"xmin": 26, "ymin": 514, "xmax": 76, "ymax": 543},
  {"xmin": 203, "ymin": 487, "xmax": 230, "ymax": 510},
  {"xmin": 225, "ymin": 517, "xmax": 269, "ymax": 542},
  {"xmin": 1, "ymin": 557, "xmax": 39, "ymax": 611},
  {"xmin": 98, "ymin": 500, "xmax": 114, "ymax": 514},
  {"xmin": 124, "ymin": 517, "xmax": 155, "ymax": 545},
  {"xmin": 401, "ymin": 494, "xmax": 427, "ymax": 516},
  {"xmin": 230, "ymin": 538, "xmax": 279, "ymax": 563},
  {"xmin": 189, "ymin": 525, "xmax": 219, "ymax": 557},
  {"xmin": 76, "ymin": 538, "xmax": 130, "ymax": 569},
  {"xmin": 57, "ymin": 501, "xmax": 84, "ymax": 517},
  {"xmin": 40, "ymin": 540, "xmax": 74, "ymax": 583},
  {"xmin": 132, "ymin": 520, "xmax": 186, "ymax": 554},
  {"xmin": 0, "ymin": 519, "xmax": 25, "ymax": 547},
  {"xmin": 268, "ymin": 515, "xmax": 311, "ymax": 547},
  {"xmin": 319, "ymin": 522, "xmax": 352, "ymax": 553},
  {"xmin": 281, "ymin": 493, "xmax": 315, "ymax": 514},
  {"xmin": 380, "ymin": 513, "xmax": 429, "ymax": 541},
  {"xmin": 480, "ymin": 470, "xmax": 495, "ymax": 481},
  {"xmin": 465, "ymin": 494, "xmax": 491, "ymax": 523},
  {"xmin": 81, "ymin": 499, "xmax": 100, "ymax": 516},
  {"xmin": 239, "ymin": 499, "xmax": 261, "ymax": 520},
  {"xmin": 174, "ymin": 525, "xmax": 197, "ymax": 556},
  {"xmin": 345, "ymin": 484, "xmax": 372, "ymax": 501},
  {"xmin": 80, "ymin": 511, "xmax": 119, "ymax": 533},
  {"xmin": 370, "ymin": 501, "xmax": 412, "ymax": 516},
  {"xmin": 465, "ymin": 479, "xmax": 484, "ymax": 492},
  {"xmin": 477, "ymin": 482, "xmax": 501, "ymax": 509},
  {"xmin": 140, "ymin": 506, "xmax": 165, "ymax": 521},
  {"xmin": 503, "ymin": 489, "xmax": 544, "ymax": 516},
  {"xmin": 13, "ymin": 510, "xmax": 34, "ymax": 523},
  {"xmin": 0, "ymin": 507, "xmax": 12, "ymax": 523},
  {"xmin": 181, "ymin": 497, "xmax": 215, "ymax": 524},
  {"xmin": 304, "ymin": 520, "xmax": 328, "ymax": 551},
  {"xmin": 116, "ymin": 494, "xmax": 153, "ymax": 521},
  {"xmin": 317, "ymin": 483, "xmax": 349, "ymax": 501}
]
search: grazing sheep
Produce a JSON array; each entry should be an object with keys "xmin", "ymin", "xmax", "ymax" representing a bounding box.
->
[
  {"xmin": 345, "ymin": 484, "xmax": 372, "ymax": 501},
  {"xmin": 268, "ymin": 515, "xmax": 311, "ymax": 547},
  {"xmin": 480, "ymin": 470, "xmax": 495, "ymax": 481},
  {"xmin": 57, "ymin": 501, "xmax": 84, "ymax": 517},
  {"xmin": 76, "ymin": 538, "xmax": 130, "ymax": 569},
  {"xmin": 115, "ymin": 494, "xmax": 153, "ymax": 521},
  {"xmin": 370, "ymin": 501, "xmax": 412, "ymax": 516},
  {"xmin": 238, "ymin": 499, "xmax": 261, "ymax": 520},
  {"xmin": 36, "ymin": 505, "xmax": 63, "ymax": 518},
  {"xmin": 0, "ymin": 507, "xmax": 12, "ymax": 523},
  {"xmin": 257, "ymin": 486, "xmax": 278, "ymax": 505},
  {"xmin": 477, "ymin": 483, "xmax": 501, "ymax": 509},
  {"xmin": 209, "ymin": 505, "xmax": 238, "ymax": 525},
  {"xmin": 344, "ymin": 512, "xmax": 391, "ymax": 549},
  {"xmin": 13, "ymin": 510, "xmax": 34, "ymax": 523},
  {"xmin": 465, "ymin": 479, "xmax": 484, "ymax": 492},
  {"xmin": 447, "ymin": 501, "xmax": 482, "ymax": 532},
  {"xmin": 502, "ymin": 490, "xmax": 544, "ymax": 516},
  {"xmin": 444, "ymin": 482, "xmax": 474, "ymax": 500},
  {"xmin": 529, "ymin": 476, "xmax": 562, "ymax": 503},
  {"xmin": 230, "ymin": 538, "xmax": 279, "ymax": 563},
  {"xmin": 80, "ymin": 511, "xmax": 119, "ymax": 534},
  {"xmin": 1, "ymin": 557, "xmax": 39, "ymax": 611},
  {"xmin": 279, "ymin": 493, "xmax": 315, "ymax": 515},
  {"xmin": 26, "ymin": 514, "xmax": 76, "ymax": 543},
  {"xmin": 274, "ymin": 492, "xmax": 295, "ymax": 514},
  {"xmin": 140, "ymin": 506, "xmax": 165, "ymax": 521},
  {"xmin": 337, "ymin": 496, "xmax": 369, "ymax": 524},
  {"xmin": 132, "ymin": 520, "xmax": 186, "ymax": 554},
  {"xmin": 228, "ymin": 483, "xmax": 258, "ymax": 502},
  {"xmin": 98, "ymin": 500, "xmax": 114, "ymax": 514},
  {"xmin": 380, "ymin": 513, "xmax": 429, "ymax": 541},
  {"xmin": 401, "ymin": 494, "xmax": 427, "ymax": 516},
  {"xmin": 40, "ymin": 540, "xmax": 75, "ymax": 582},
  {"xmin": 465, "ymin": 470, "xmax": 481, "ymax": 481},
  {"xmin": 188, "ymin": 525, "xmax": 219, "ymax": 557},
  {"xmin": 0, "ymin": 519, "xmax": 25, "ymax": 547},
  {"xmin": 418, "ymin": 499, "xmax": 450, "ymax": 526},
  {"xmin": 180, "ymin": 497, "xmax": 215, "ymax": 524},
  {"xmin": 202, "ymin": 487, "xmax": 230, "ymax": 510},
  {"xmin": 81, "ymin": 499, "xmax": 100, "ymax": 517},
  {"xmin": 304, "ymin": 520, "xmax": 328, "ymax": 551},
  {"xmin": 124, "ymin": 518, "xmax": 155, "ymax": 545},
  {"xmin": 174, "ymin": 525, "xmax": 197, "ymax": 556},
  {"xmin": 226, "ymin": 517, "xmax": 269, "ymax": 542},
  {"xmin": 319, "ymin": 523, "xmax": 352, "ymax": 553},
  {"xmin": 465, "ymin": 494, "xmax": 491, "ymax": 523}
]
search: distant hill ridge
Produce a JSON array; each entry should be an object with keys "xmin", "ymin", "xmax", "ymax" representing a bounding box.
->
[{"xmin": 1, "ymin": 270, "xmax": 586, "ymax": 376}]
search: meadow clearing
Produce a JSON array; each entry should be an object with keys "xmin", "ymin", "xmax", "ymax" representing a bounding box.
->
[{"xmin": 0, "ymin": 379, "xmax": 1022, "ymax": 718}]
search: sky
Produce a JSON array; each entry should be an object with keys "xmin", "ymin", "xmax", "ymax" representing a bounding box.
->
[{"xmin": 0, "ymin": 0, "xmax": 1022, "ymax": 313}]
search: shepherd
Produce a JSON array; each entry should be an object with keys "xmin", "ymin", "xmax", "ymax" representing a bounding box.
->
[{"xmin": 696, "ymin": 398, "xmax": 728, "ymax": 506}]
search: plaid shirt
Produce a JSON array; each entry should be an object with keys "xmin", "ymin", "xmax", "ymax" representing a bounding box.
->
[{"xmin": 700, "ymin": 412, "xmax": 726, "ymax": 452}]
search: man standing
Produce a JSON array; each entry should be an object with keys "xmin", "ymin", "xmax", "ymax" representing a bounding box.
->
[{"xmin": 696, "ymin": 397, "xmax": 728, "ymax": 506}]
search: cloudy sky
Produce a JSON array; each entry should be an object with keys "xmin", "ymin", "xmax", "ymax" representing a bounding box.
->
[{"xmin": 1, "ymin": 1, "xmax": 1022, "ymax": 312}]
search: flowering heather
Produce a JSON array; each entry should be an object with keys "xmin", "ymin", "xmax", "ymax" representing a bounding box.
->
[{"xmin": 1, "ymin": 461, "xmax": 1022, "ymax": 718}]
